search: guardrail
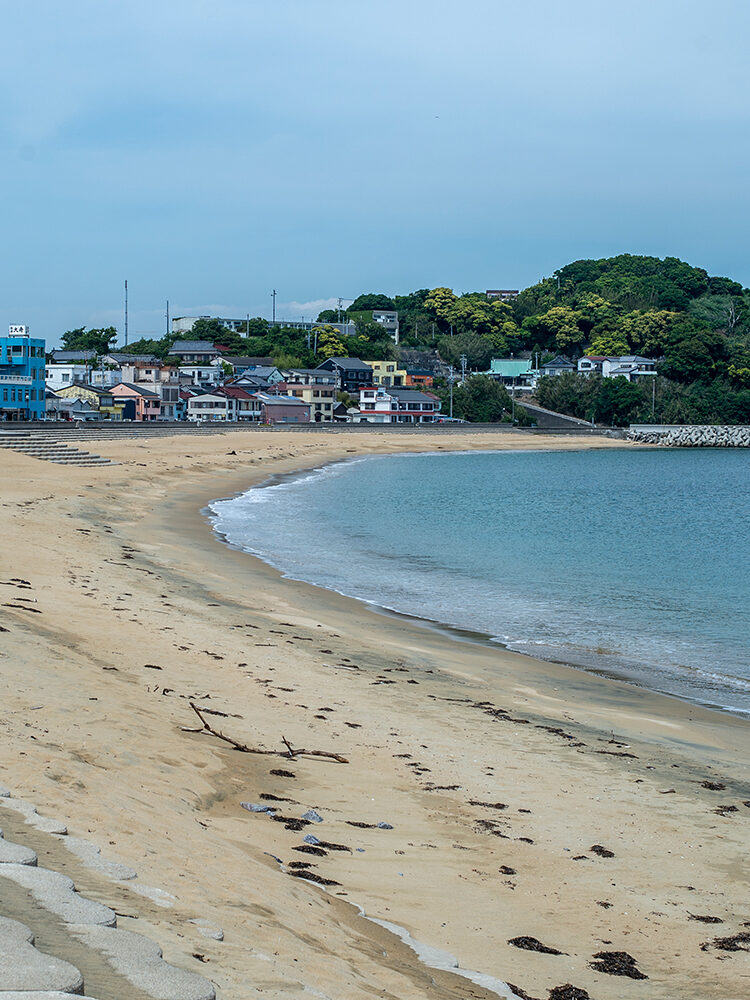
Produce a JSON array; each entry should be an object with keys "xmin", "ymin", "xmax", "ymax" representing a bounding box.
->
[{"xmin": 0, "ymin": 375, "xmax": 32, "ymax": 385}]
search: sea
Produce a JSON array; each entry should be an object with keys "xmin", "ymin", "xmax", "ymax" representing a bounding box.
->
[{"xmin": 209, "ymin": 449, "xmax": 750, "ymax": 718}]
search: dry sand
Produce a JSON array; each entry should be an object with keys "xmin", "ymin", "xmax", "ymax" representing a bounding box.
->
[{"xmin": 1, "ymin": 427, "xmax": 748, "ymax": 1000}]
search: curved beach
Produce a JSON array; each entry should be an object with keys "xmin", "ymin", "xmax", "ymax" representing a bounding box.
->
[{"xmin": 1, "ymin": 427, "xmax": 748, "ymax": 1000}]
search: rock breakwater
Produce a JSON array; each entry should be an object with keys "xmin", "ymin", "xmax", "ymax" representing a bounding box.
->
[{"xmin": 628, "ymin": 425, "xmax": 750, "ymax": 447}]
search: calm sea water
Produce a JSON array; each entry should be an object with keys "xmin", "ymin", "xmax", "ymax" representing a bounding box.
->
[{"xmin": 209, "ymin": 449, "xmax": 750, "ymax": 717}]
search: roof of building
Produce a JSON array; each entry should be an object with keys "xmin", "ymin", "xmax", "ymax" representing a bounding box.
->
[
  {"xmin": 286, "ymin": 368, "xmax": 337, "ymax": 377},
  {"xmin": 105, "ymin": 353, "xmax": 161, "ymax": 364},
  {"xmin": 488, "ymin": 359, "xmax": 534, "ymax": 376},
  {"xmin": 171, "ymin": 340, "xmax": 220, "ymax": 352},
  {"xmin": 222, "ymin": 356, "xmax": 274, "ymax": 368},
  {"xmin": 542, "ymin": 355, "xmax": 575, "ymax": 368},
  {"xmin": 218, "ymin": 385, "xmax": 255, "ymax": 399},
  {"xmin": 49, "ymin": 350, "xmax": 97, "ymax": 362},
  {"xmin": 389, "ymin": 389, "xmax": 437, "ymax": 402},
  {"xmin": 56, "ymin": 383, "xmax": 116, "ymax": 398},
  {"xmin": 254, "ymin": 392, "xmax": 310, "ymax": 406},
  {"xmin": 405, "ymin": 367, "xmax": 434, "ymax": 376},
  {"xmin": 317, "ymin": 357, "xmax": 373, "ymax": 370},
  {"xmin": 113, "ymin": 382, "xmax": 161, "ymax": 399}
]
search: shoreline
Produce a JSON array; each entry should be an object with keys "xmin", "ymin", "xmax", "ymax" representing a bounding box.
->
[
  {"xmin": 1, "ymin": 428, "xmax": 749, "ymax": 1000},
  {"xmin": 205, "ymin": 450, "xmax": 750, "ymax": 724}
]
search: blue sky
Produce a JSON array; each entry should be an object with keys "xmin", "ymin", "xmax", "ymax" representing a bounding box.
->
[{"xmin": 2, "ymin": 0, "xmax": 749, "ymax": 346}]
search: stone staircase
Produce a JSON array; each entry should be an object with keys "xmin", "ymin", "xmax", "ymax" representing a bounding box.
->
[{"xmin": 0, "ymin": 430, "xmax": 114, "ymax": 466}]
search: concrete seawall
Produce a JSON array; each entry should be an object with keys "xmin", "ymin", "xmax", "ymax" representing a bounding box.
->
[{"xmin": 627, "ymin": 424, "xmax": 750, "ymax": 447}]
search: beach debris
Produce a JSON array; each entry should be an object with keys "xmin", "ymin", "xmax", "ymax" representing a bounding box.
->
[
  {"xmin": 270, "ymin": 769, "xmax": 296, "ymax": 778},
  {"xmin": 688, "ymin": 913, "xmax": 723, "ymax": 923},
  {"xmin": 317, "ymin": 840, "xmax": 352, "ymax": 852},
  {"xmin": 508, "ymin": 936, "xmax": 564, "ymax": 955},
  {"xmin": 143, "ymin": 663, "xmax": 162, "ymax": 670},
  {"xmin": 700, "ymin": 931, "xmax": 750, "ymax": 953},
  {"xmin": 377, "ymin": 822, "xmax": 394, "ymax": 829},
  {"xmin": 659, "ymin": 788, "xmax": 676, "ymax": 794},
  {"xmin": 241, "ymin": 802, "xmax": 275, "ymax": 814},
  {"xmin": 187, "ymin": 703, "xmax": 349, "ymax": 763},
  {"xmin": 272, "ymin": 815, "xmax": 310, "ymax": 831},
  {"xmin": 288, "ymin": 861, "xmax": 316, "ymax": 868},
  {"xmin": 548, "ymin": 986, "xmax": 590, "ymax": 1000},
  {"xmin": 596, "ymin": 900, "xmax": 612, "ymax": 908},
  {"xmin": 303, "ymin": 834, "xmax": 321, "ymax": 846},
  {"xmin": 259, "ymin": 793, "xmax": 297, "ymax": 803},
  {"xmin": 499, "ymin": 865, "xmax": 517, "ymax": 875},
  {"xmin": 701, "ymin": 780, "xmax": 726, "ymax": 790},
  {"xmin": 507, "ymin": 984, "xmax": 538, "ymax": 1000},
  {"xmin": 292, "ymin": 844, "xmax": 327, "ymax": 856},
  {"xmin": 346, "ymin": 820, "xmax": 376, "ymax": 829},
  {"xmin": 714, "ymin": 804, "xmax": 738, "ymax": 816},
  {"xmin": 590, "ymin": 844, "xmax": 615, "ymax": 858},
  {"xmin": 589, "ymin": 950, "xmax": 647, "ymax": 978},
  {"xmin": 469, "ymin": 800, "xmax": 507, "ymax": 810},
  {"xmin": 290, "ymin": 869, "xmax": 340, "ymax": 886},
  {"xmin": 302, "ymin": 809, "xmax": 323, "ymax": 823}
]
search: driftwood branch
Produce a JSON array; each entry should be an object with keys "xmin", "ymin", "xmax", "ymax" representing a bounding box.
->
[{"xmin": 188, "ymin": 702, "xmax": 349, "ymax": 763}]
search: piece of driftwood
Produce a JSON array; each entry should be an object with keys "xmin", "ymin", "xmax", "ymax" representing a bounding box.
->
[{"xmin": 188, "ymin": 703, "xmax": 348, "ymax": 763}]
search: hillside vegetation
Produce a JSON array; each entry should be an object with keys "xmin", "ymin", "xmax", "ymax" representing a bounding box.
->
[{"xmin": 64, "ymin": 255, "xmax": 750, "ymax": 424}]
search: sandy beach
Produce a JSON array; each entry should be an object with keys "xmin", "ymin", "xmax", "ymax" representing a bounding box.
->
[{"xmin": 1, "ymin": 427, "xmax": 749, "ymax": 1000}]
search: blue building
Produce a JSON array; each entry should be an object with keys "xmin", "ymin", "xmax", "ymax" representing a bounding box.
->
[{"xmin": 0, "ymin": 325, "xmax": 46, "ymax": 421}]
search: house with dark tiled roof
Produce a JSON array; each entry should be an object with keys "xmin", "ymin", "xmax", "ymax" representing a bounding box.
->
[{"xmin": 316, "ymin": 357, "xmax": 373, "ymax": 394}]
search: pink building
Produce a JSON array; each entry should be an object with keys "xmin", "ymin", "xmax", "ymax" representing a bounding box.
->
[{"xmin": 111, "ymin": 382, "xmax": 161, "ymax": 421}]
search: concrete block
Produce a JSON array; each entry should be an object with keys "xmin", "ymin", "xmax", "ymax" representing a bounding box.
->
[
  {"xmin": 0, "ymin": 864, "xmax": 116, "ymax": 927},
  {"xmin": 0, "ymin": 917, "xmax": 84, "ymax": 994}
]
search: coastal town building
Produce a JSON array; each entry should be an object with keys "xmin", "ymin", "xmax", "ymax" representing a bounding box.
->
[
  {"xmin": 357, "ymin": 386, "xmax": 440, "ymax": 423},
  {"xmin": 540, "ymin": 356, "xmax": 576, "ymax": 377},
  {"xmin": 170, "ymin": 340, "xmax": 222, "ymax": 364},
  {"xmin": 280, "ymin": 369, "xmax": 337, "ymax": 422},
  {"xmin": 371, "ymin": 310, "xmax": 400, "ymax": 343},
  {"xmin": 110, "ymin": 382, "xmax": 162, "ymax": 420},
  {"xmin": 404, "ymin": 368, "xmax": 435, "ymax": 388},
  {"xmin": 187, "ymin": 391, "xmax": 238, "ymax": 421},
  {"xmin": 485, "ymin": 358, "xmax": 538, "ymax": 392},
  {"xmin": 53, "ymin": 384, "xmax": 124, "ymax": 420},
  {"xmin": 486, "ymin": 289, "xmax": 519, "ymax": 300},
  {"xmin": 1, "ymin": 325, "xmax": 46, "ymax": 421},
  {"xmin": 253, "ymin": 392, "xmax": 311, "ymax": 423},
  {"xmin": 577, "ymin": 355, "xmax": 657, "ymax": 380},
  {"xmin": 45, "ymin": 363, "xmax": 90, "ymax": 391},
  {"xmin": 316, "ymin": 357, "xmax": 374, "ymax": 394},
  {"xmin": 366, "ymin": 360, "xmax": 407, "ymax": 388}
]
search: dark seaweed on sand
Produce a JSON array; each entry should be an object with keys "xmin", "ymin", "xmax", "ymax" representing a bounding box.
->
[
  {"xmin": 292, "ymin": 844, "xmax": 327, "ymax": 856},
  {"xmin": 508, "ymin": 936, "xmax": 564, "ymax": 955},
  {"xmin": 549, "ymin": 987, "xmax": 590, "ymax": 1000},
  {"xmin": 688, "ymin": 913, "xmax": 723, "ymax": 924},
  {"xmin": 289, "ymin": 870, "xmax": 340, "ymax": 886},
  {"xmin": 701, "ymin": 931, "xmax": 750, "ymax": 953},
  {"xmin": 590, "ymin": 844, "xmax": 615, "ymax": 857},
  {"xmin": 590, "ymin": 950, "xmax": 647, "ymax": 979}
]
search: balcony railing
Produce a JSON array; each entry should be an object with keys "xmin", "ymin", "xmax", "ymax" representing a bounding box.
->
[{"xmin": 0, "ymin": 375, "xmax": 32, "ymax": 385}]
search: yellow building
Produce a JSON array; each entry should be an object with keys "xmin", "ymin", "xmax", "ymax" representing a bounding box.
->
[
  {"xmin": 365, "ymin": 360, "xmax": 407, "ymax": 388},
  {"xmin": 55, "ymin": 384, "xmax": 124, "ymax": 420}
]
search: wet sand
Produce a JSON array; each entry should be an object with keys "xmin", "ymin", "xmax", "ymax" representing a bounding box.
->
[{"xmin": 1, "ymin": 427, "xmax": 749, "ymax": 1000}]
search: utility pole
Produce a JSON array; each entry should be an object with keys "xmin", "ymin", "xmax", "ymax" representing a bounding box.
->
[
  {"xmin": 337, "ymin": 297, "xmax": 343, "ymax": 324},
  {"xmin": 460, "ymin": 353, "xmax": 467, "ymax": 383},
  {"xmin": 448, "ymin": 365, "xmax": 455, "ymax": 419},
  {"xmin": 246, "ymin": 313, "xmax": 250, "ymax": 336},
  {"xmin": 652, "ymin": 375, "xmax": 656, "ymax": 420},
  {"xmin": 272, "ymin": 289, "xmax": 277, "ymax": 324},
  {"xmin": 166, "ymin": 300, "xmax": 169, "ymax": 338},
  {"xmin": 124, "ymin": 280, "xmax": 128, "ymax": 347}
]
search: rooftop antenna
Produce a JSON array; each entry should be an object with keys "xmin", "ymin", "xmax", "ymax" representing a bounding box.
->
[
  {"xmin": 124, "ymin": 279, "xmax": 128, "ymax": 346},
  {"xmin": 272, "ymin": 289, "xmax": 277, "ymax": 324}
]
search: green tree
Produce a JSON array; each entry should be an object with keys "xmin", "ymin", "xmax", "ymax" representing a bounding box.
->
[
  {"xmin": 588, "ymin": 331, "xmax": 630, "ymax": 356},
  {"xmin": 315, "ymin": 325, "xmax": 347, "ymax": 359},
  {"xmin": 620, "ymin": 309, "xmax": 677, "ymax": 355},
  {"xmin": 349, "ymin": 293, "xmax": 395, "ymax": 312},
  {"xmin": 437, "ymin": 333, "xmax": 494, "ymax": 371},
  {"xmin": 190, "ymin": 317, "xmax": 234, "ymax": 343},
  {"xmin": 61, "ymin": 326, "xmax": 118, "ymax": 355},
  {"xmin": 523, "ymin": 306, "xmax": 584, "ymax": 351},
  {"xmin": 435, "ymin": 374, "xmax": 512, "ymax": 422}
]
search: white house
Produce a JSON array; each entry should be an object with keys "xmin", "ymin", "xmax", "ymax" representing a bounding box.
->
[
  {"xmin": 179, "ymin": 365, "xmax": 221, "ymax": 386},
  {"xmin": 45, "ymin": 363, "xmax": 89, "ymax": 390},
  {"xmin": 577, "ymin": 355, "xmax": 657, "ymax": 381},
  {"xmin": 187, "ymin": 391, "xmax": 237, "ymax": 421},
  {"xmin": 358, "ymin": 387, "xmax": 440, "ymax": 423}
]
